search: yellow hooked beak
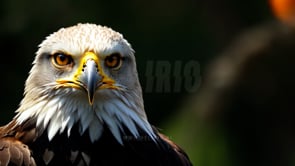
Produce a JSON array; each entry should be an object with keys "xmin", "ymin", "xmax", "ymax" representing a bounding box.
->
[{"xmin": 56, "ymin": 52, "xmax": 118, "ymax": 105}]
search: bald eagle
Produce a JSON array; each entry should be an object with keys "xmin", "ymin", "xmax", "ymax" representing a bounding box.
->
[{"xmin": 0, "ymin": 23, "xmax": 192, "ymax": 166}]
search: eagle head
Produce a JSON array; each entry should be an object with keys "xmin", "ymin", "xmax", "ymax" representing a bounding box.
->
[{"xmin": 14, "ymin": 23, "xmax": 155, "ymax": 144}]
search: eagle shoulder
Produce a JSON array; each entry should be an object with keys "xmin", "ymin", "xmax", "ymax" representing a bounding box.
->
[
  {"xmin": 158, "ymin": 133, "xmax": 192, "ymax": 166},
  {"xmin": 0, "ymin": 120, "xmax": 36, "ymax": 166}
]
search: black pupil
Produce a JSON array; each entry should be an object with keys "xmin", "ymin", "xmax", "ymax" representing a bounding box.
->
[
  {"xmin": 108, "ymin": 54, "xmax": 119, "ymax": 65},
  {"xmin": 110, "ymin": 55, "xmax": 117, "ymax": 62},
  {"xmin": 58, "ymin": 54, "xmax": 67, "ymax": 62}
]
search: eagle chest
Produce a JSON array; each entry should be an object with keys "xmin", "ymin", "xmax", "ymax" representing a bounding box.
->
[{"xmin": 29, "ymin": 128, "xmax": 162, "ymax": 166}]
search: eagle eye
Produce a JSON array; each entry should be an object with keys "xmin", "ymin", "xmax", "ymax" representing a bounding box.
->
[
  {"xmin": 105, "ymin": 53, "xmax": 122, "ymax": 70},
  {"xmin": 52, "ymin": 53, "xmax": 73, "ymax": 68}
]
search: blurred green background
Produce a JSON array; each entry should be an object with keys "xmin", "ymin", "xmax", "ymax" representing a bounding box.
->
[{"xmin": 2, "ymin": 0, "xmax": 291, "ymax": 166}]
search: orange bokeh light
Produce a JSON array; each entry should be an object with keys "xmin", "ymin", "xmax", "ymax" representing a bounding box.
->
[{"xmin": 269, "ymin": 0, "xmax": 295, "ymax": 23}]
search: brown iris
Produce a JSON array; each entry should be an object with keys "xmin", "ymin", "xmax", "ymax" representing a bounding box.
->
[
  {"xmin": 105, "ymin": 53, "xmax": 122, "ymax": 69},
  {"xmin": 52, "ymin": 53, "xmax": 73, "ymax": 68}
]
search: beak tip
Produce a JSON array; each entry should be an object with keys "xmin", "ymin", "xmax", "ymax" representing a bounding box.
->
[{"xmin": 88, "ymin": 93, "xmax": 95, "ymax": 105}]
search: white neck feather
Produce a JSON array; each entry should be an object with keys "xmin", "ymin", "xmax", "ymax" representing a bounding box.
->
[{"xmin": 15, "ymin": 88, "xmax": 156, "ymax": 144}]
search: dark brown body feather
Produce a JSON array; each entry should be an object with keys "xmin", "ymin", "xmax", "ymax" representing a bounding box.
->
[
  {"xmin": 0, "ymin": 120, "xmax": 191, "ymax": 166},
  {"xmin": 0, "ymin": 121, "xmax": 36, "ymax": 166}
]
